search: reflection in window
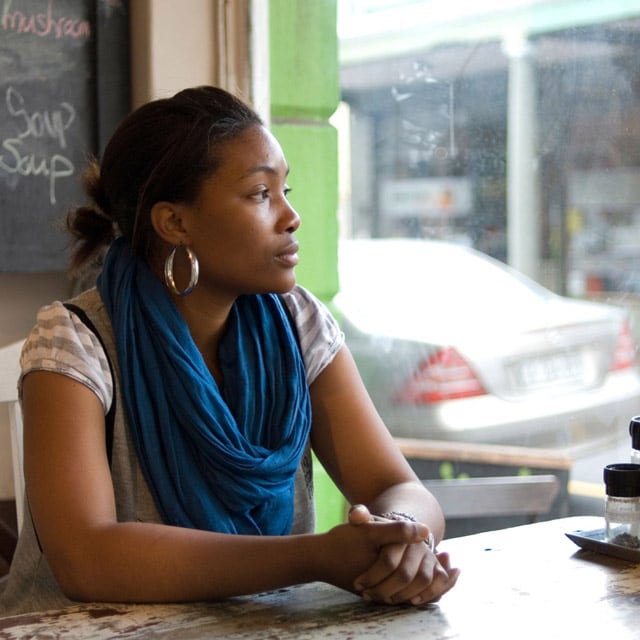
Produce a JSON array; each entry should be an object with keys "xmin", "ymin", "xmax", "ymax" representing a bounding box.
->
[
  {"xmin": 334, "ymin": 2, "xmax": 640, "ymax": 463},
  {"xmin": 338, "ymin": 1, "xmax": 640, "ymax": 298}
]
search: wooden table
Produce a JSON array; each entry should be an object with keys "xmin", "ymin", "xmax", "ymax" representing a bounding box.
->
[{"xmin": 1, "ymin": 516, "xmax": 638, "ymax": 639}]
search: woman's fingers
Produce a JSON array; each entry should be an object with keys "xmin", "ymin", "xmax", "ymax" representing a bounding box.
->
[
  {"xmin": 354, "ymin": 544, "xmax": 459, "ymax": 605},
  {"xmin": 347, "ymin": 503, "xmax": 372, "ymax": 525},
  {"xmin": 345, "ymin": 504, "xmax": 458, "ymax": 605},
  {"xmin": 387, "ymin": 551, "xmax": 460, "ymax": 605},
  {"xmin": 353, "ymin": 542, "xmax": 412, "ymax": 598},
  {"xmin": 348, "ymin": 504, "xmax": 430, "ymax": 542}
]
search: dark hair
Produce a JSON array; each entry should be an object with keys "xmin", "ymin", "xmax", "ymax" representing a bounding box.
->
[{"xmin": 66, "ymin": 86, "xmax": 263, "ymax": 272}]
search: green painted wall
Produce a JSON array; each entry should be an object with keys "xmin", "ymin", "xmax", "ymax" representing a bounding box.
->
[
  {"xmin": 269, "ymin": 0, "xmax": 344, "ymax": 532},
  {"xmin": 269, "ymin": 0, "xmax": 339, "ymax": 303}
]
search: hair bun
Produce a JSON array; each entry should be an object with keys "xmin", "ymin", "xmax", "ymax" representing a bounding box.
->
[{"xmin": 65, "ymin": 205, "xmax": 116, "ymax": 274}]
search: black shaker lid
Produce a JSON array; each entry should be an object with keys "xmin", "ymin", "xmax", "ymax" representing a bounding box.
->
[
  {"xmin": 604, "ymin": 463, "xmax": 640, "ymax": 497},
  {"xmin": 631, "ymin": 417, "xmax": 640, "ymax": 450}
]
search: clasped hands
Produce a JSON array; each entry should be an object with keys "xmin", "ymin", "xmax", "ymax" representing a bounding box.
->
[{"xmin": 347, "ymin": 503, "xmax": 459, "ymax": 605}]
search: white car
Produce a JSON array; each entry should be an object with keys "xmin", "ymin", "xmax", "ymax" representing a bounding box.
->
[{"xmin": 334, "ymin": 239, "xmax": 640, "ymax": 452}]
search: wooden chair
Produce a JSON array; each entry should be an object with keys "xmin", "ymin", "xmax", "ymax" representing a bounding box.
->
[
  {"xmin": 0, "ymin": 341, "xmax": 25, "ymax": 533},
  {"xmin": 394, "ymin": 437, "xmax": 569, "ymax": 530},
  {"xmin": 424, "ymin": 474, "xmax": 561, "ymax": 522}
]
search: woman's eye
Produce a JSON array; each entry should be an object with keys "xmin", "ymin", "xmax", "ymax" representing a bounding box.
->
[{"xmin": 251, "ymin": 186, "xmax": 291, "ymax": 202}]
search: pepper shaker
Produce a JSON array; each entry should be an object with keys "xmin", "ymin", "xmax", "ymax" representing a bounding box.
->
[
  {"xmin": 630, "ymin": 417, "xmax": 640, "ymax": 464},
  {"xmin": 604, "ymin": 463, "xmax": 640, "ymax": 548}
]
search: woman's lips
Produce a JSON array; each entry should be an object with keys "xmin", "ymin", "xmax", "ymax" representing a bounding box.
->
[{"xmin": 275, "ymin": 242, "xmax": 299, "ymax": 267}]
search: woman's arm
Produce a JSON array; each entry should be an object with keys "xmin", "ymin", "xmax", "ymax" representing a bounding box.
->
[
  {"xmin": 309, "ymin": 345, "xmax": 445, "ymax": 537},
  {"xmin": 22, "ymin": 370, "xmax": 430, "ymax": 603},
  {"xmin": 309, "ymin": 345, "xmax": 459, "ymax": 604}
]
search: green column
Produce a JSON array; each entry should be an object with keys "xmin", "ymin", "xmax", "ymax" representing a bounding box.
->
[
  {"xmin": 269, "ymin": 0, "xmax": 344, "ymax": 532},
  {"xmin": 269, "ymin": 0, "xmax": 339, "ymax": 303}
]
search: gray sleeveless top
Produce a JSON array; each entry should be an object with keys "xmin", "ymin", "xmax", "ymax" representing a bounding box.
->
[{"xmin": 0, "ymin": 288, "xmax": 318, "ymax": 615}]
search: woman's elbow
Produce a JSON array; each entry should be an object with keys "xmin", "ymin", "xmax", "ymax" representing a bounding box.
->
[{"xmin": 44, "ymin": 537, "xmax": 122, "ymax": 603}]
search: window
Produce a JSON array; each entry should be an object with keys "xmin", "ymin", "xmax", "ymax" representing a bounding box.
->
[
  {"xmin": 335, "ymin": 1, "xmax": 640, "ymax": 471},
  {"xmin": 339, "ymin": 1, "xmax": 640, "ymax": 294}
]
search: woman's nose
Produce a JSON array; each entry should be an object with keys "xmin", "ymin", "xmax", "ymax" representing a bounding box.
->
[{"xmin": 282, "ymin": 201, "xmax": 301, "ymax": 233}]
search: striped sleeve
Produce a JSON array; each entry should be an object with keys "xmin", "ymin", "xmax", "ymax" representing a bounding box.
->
[
  {"xmin": 19, "ymin": 301, "xmax": 113, "ymax": 413},
  {"xmin": 281, "ymin": 286, "xmax": 345, "ymax": 384}
]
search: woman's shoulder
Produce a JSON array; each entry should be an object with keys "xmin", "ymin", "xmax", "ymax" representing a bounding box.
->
[
  {"xmin": 280, "ymin": 285, "xmax": 333, "ymax": 323},
  {"xmin": 20, "ymin": 291, "xmax": 113, "ymax": 411},
  {"xmin": 279, "ymin": 285, "xmax": 345, "ymax": 384}
]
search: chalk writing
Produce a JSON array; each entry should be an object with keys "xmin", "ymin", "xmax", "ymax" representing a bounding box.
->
[
  {"xmin": 0, "ymin": 87, "xmax": 76, "ymax": 204},
  {"xmin": 5, "ymin": 86, "xmax": 75, "ymax": 148},
  {"xmin": 1, "ymin": 0, "xmax": 91, "ymax": 40}
]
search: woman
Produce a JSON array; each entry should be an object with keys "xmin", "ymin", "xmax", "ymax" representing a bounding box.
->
[{"xmin": 0, "ymin": 86, "xmax": 458, "ymax": 615}]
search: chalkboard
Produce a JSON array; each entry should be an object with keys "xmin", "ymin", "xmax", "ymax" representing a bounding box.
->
[{"xmin": 0, "ymin": 0, "xmax": 130, "ymax": 272}]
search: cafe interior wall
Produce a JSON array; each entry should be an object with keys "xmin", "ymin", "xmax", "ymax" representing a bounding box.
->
[
  {"xmin": 0, "ymin": 0, "xmax": 222, "ymax": 503},
  {"xmin": 0, "ymin": 0, "xmax": 343, "ymax": 529}
]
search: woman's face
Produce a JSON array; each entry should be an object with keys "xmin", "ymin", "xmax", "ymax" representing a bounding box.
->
[{"xmin": 176, "ymin": 125, "xmax": 301, "ymax": 299}]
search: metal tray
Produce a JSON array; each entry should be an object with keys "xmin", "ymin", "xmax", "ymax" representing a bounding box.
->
[{"xmin": 566, "ymin": 527, "xmax": 640, "ymax": 563}]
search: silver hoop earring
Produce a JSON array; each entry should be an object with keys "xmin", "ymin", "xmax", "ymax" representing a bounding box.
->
[{"xmin": 164, "ymin": 245, "xmax": 199, "ymax": 296}]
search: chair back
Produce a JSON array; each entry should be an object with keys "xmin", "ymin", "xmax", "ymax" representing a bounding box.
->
[
  {"xmin": 0, "ymin": 341, "xmax": 25, "ymax": 531},
  {"xmin": 425, "ymin": 474, "xmax": 561, "ymax": 521}
]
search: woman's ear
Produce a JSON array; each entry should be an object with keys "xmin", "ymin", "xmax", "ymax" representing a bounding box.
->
[{"xmin": 150, "ymin": 202, "xmax": 190, "ymax": 245}]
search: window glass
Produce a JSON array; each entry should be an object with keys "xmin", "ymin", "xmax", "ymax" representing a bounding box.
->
[
  {"xmin": 335, "ymin": 1, "xmax": 640, "ymax": 471},
  {"xmin": 339, "ymin": 2, "xmax": 640, "ymax": 292}
]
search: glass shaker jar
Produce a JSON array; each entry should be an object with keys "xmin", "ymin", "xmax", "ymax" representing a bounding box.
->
[
  {"xmin": 630, "ymin": 417, "xmax": 640, "ymax": 464},
  {"xmin": 604, "ymin": 463, "xmax": 640, "ymax": 548}
]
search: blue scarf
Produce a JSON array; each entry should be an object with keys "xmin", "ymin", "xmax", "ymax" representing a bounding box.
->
[{"xmin": 97, "ymin": 238, "xmax": 312, "ymax": 535}]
